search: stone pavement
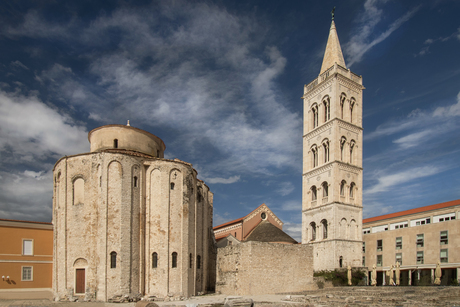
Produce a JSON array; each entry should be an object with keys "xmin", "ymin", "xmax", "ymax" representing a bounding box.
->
[{"xmin": 1, "ymin": 287, "xmax": 460, "ymax": 307}]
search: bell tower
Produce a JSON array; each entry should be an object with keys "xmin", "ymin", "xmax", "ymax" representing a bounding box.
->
[{"xmin": 301, "ymin": 15, "xmax": 364, "ymax": 270}]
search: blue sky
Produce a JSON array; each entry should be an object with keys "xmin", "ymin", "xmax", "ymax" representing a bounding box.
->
[{"xmin": 0, "ymin": 0, "xmax": 459, "ymax": 240}]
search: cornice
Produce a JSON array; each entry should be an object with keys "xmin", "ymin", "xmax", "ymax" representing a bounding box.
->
[
  {"xmin": 244, "ymin": 204, "xmax": 283, "ymax": 226},
  {"xmin": 337, "ymin": 74, "xmax": 365, "ymax": 92},
  {"xmin": 303, "ymin": 121, "xmax": 334, "ymax": 140},
  {"xmin": 302, "ymin": 78, "xmax": 333, "ymax": 100},
  {"xmin": 302, "ymin": 163, "xmax": 333, "ymax": 178},
  {"xmin": 337, "ymin": 119, "xmax": 363, "ymax": 134},
  {"xmin": 303, "ymin": 161, "xmax": 362, "ymax": 177},
  {"xmin": 214, "ymin": 223, "xmax": 242, "ymax": 235},
  {"xmin": 337, "ymin": 162, "xmax": 363, "ymax": 173}
]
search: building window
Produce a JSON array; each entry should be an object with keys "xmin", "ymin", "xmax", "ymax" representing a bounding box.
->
[
  {"xmin": 261, "ymin": 212, "xmax": 267, "ymax": 220},
  {"xmin": 377, "ymin": 255, "xmax": 382, "ymax": 267},
  {"xmin": 312, "ymin": 146, "xmax": 318, "ymax": 167},
  {"xmin": 395, "ymin": 253, "xmax": 402, "ymax": 265},
  {"xmin": 440, "ymin": 249, "xmax": 448, "ymax": 263},
  {"xmin": 440, "ymin": 231, "xmax": 448, "ymax": 245},
  {"xmin": 312, "ymin": 105, "xmax": 319, "ymax": 128},
  {"xmin": 322, "ymin": 182, "xmax": 328, "ymax": 197},
  {"xmin": 189, "ymin": 253, "xmax": 193, "ymax": 269},
  {"xmin": 323, "ymin": 98, "xmax": 330, "ymax": 122},
  {"xmin": 110, "ymin": 252, "xmax": 117, "ymax": 268},
  {"xmin": 339, "ymin": 256, "xmax": 343, "ymax": 268},
  {"xmin": 362, "ymin": 242, "xmax": 365, "ymax": 253},
  {"xmin": 113, "ymin": 139, "xmax": 118, "ymax": 148},
  {"xmin": 350, "ymin": 98, "xmax": 355, "ymax": 123},
  {"xmin": 396, "ymin": 237, "xmax": 402, "ymax": 250},
  {"xmin": 197, "ymin": 255, "xmax": 201, "ymax": 269},
  {"xmin": 416, "ymin": 234, "xmax": 424, "ymax": 248},
  {"xmin": 377, "ymin": 239, "xmax": 383, "ymax": 252},
  {"xmin": 349, "ymin": 183, "xmax": 355, "ymax": 198},
  {"xmin": 310, "ymin": 222, "xmax": 316, "ymax": 241},
  {"xmin": 311, "ymin": 186, "xmax": 317, "ymax": 201},
  {"xmin": 340, "ymin": 93, "xmax": 346, "ymax": 119},
  {"xmin": 170, "ymin": 182, "xmax": 175, "ymax": 190},
  {"xmin": 22, "ymin": 266, "xmax": 33, "ymax": 281},
  {"xmin": 172, "ymin": 252, "xmax": 177, "ymax": 268},
  {"xmin": 349, "ymin": 140, "xmax": 355, "ymax": 164},
  {"xmin": 340, "ymin": 137, "xmax": 346, "ymax": 161},
  {"xmin": 340, "ymin": 180, "xmax": 346, "ymax": 196},
  {"xmin": 321, "ymin": 219, "xmax": 328, "ymax": 239},
  {"xmin": 22, "ymin": 239, "xmax": 33, "ymax": 256},
  {"xmin": 323, "ymin": 141, "xmax": 329, "ymax": 163},
  {"xmin": 362, "ymin": 256, "xmax": 365, "ymax": 267},
  {"xmin": 416, "ymin": 251, "xmax": 424, "ymax": 264},
  {"xmin": 133, "ymin": 176, "xmax": 138, "ymax": 188},
  {"xmin": 157, "ymin": 150, "xmax": 160, "ymax": 157},
  {"xmin": 152, "ymin": 252, "xmax": 158, "ymax": 268}
]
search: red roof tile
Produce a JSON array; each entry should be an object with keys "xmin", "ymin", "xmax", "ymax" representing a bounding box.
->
[
  {"xmin": 0, "ymin": 218, "xmax": 52, "ymax": 225},
  {"xmin": 363, "ymin": 199, "xmax": 460, "ymax": 224}
]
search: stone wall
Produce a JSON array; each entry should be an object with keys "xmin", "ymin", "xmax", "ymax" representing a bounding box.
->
[{"xmin": 216, "ymin": 242, "xmax": 313, "ymax": 295}]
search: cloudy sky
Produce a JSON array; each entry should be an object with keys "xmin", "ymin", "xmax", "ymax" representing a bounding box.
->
[{"xmin": 0, "ymin": 0, "xmax": 459, "ymax": 240}]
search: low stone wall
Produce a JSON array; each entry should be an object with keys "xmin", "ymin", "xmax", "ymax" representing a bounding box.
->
[{"xmin": 216, "ymin": 242, "xmax": 314, "ymax": 295}]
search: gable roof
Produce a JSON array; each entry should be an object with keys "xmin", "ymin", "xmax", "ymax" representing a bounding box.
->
[
  {"xmin": 244, "ymin": 220, "xmax": 297, "ymax": 244},
  {"xmin": 213, "ymin": 203, "xmax": 282, "ymax": 230},
  {"xmin": 363, "ymin": 199, "xmax": 460, "ymax": 224}
]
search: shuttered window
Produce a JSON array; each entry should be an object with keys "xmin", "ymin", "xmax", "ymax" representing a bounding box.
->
[{"xmin": 23, "ymin": 240, "xmax": 33, "ymax": 255}]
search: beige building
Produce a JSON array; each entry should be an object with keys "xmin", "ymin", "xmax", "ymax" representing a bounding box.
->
[
  {"xmin": 301, "ymin": 18, "xmax": 364, "ymax": 270},
  {"xmin": 363, "ymin": 199, "xmax": 460, "ymax": 286},
  {"xmin": 0, "ymin": 219, "xmax": 53, "ymax": 299},
  {"xmin": 53, "ymin": 124, "xmax": 215, "ymax": 301}
]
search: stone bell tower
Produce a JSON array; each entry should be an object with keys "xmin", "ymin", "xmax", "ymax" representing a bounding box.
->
[{"xmin": 301, "ymin": 16, "xmax": 364, "ymax": 271}]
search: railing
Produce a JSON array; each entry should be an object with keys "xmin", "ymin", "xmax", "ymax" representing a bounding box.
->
[
  {"xmin": 311, "ymin": 200, "xmax": 317, "ymax": 207},
  {"xmin": 305, "ymin": 64, "xmax": 363, "ymax": 94},
  {"xmin": 305, "ymin": 78, "xmax": 318, "ymax": 92},
  {"xmin": 322, "ymin": 196, "xmax": 328, "ymax": 204}
]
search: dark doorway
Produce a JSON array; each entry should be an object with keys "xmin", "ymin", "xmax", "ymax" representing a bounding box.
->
[{"xmin": 75, "ymin": 269, "xmax": 85, "ymax": 294}]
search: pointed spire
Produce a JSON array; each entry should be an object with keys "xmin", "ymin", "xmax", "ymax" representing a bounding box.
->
[{"xmin": 319, "ymin": 19, "xmax": 346, "ymax": 75}]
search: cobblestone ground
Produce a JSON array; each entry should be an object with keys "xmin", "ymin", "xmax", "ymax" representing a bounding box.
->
[{"xmin": 1, "ymin": 287, "xmax": 460, "ymax": 307}]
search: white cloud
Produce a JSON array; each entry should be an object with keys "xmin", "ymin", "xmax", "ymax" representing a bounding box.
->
[
  {"xmin": 11, "ymin": 60, "xmax": 29, "ymax": 70},
  {"xmin": 433, "ymin": 92, "xmax": 460, "ymax": 117},
  {"xmin": 282, "ymin": 222, "xmax": 301, "ymax": 242},
  {"xmin": 276, "ymin": 182, "xmax": 295, "ymax": 196},
  {"xmin": 205, "ymin": 176, "xmax": 241, "ymax": 184},
  {"xmin": 345, "ymin": 1, "xmax": 420, "ymax": 66}
]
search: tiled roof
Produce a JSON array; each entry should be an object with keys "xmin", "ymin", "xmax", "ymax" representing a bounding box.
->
[
  {"xmin": 213, "ymin": 203, "xmax": 267, "ymax": 230},
  {"xmin": 363, "ymin": 199, "xmax": 460, "ymax": 224},
  {"xmin": 245, "ymin": 220, "xmax": 297, "ymax": 244},
  {"xmin": 0, "ymin": 218, "xmax": 52, "ymax": 225}
]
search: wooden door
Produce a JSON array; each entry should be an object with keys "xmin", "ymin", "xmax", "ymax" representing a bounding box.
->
[{"xmin": 75, "ymin": 269, "xmax": 85, "ymax": 294}]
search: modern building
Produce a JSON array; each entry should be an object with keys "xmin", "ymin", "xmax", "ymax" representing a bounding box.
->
[
  {"xmin": 301, "ymin": 17, "xmax": 364, "ymax": 270},
  {"xmin": 213, "ymin": 203, "xmax": 297, "ymax": 247},
  {"xmin": 53, "ymin": 124, "xmax": 215, "ymax": 301},
  {"xmin": 0, "ymin": 219, "xmax": 53, "ymax": 299},
  {"xmin": 362, "ymin": 199, "xmax": 460, "ymax": 286}
]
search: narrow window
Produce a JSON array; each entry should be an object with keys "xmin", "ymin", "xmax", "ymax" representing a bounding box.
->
[
  {"xmin": 416, "ymin": 234, "xmax": 424, "ymax": 248},
  {"xmin": 340, "ymin": 180, "xmax": 346, "ymax": 196},
  {"xmin": 170, "ymin": 182, "xmax": 175, "ymax": 190},
  {"xmin": 323, "ymin": 98, "xmax": 330, "ymax": 122},
  {"xmin": 311, "ymin": 186, "xmax": 317, "ymax": 201},
  {"xmin": 440, "ymin": 231, "xmax": 448, "ymax": 245},
  {"xmin": 349, "ymin": 183, "xmax": 355, "ymax": 198},
  {"xmin": 312, "ymin": 105, "xmax": 319, "ymax": 128},
  {"xmin": 377, "ymin": 239, "xmax": 383, "ymax": 252},
  {"xmin": 323, "ymin": 141, "xmax": 329, "ymax": 163},
  {"xmin": 22, "ymin": 266, "xmax": 33, "ymax": 281},
  {"xmin": 377, "ymin": 255, "xmax": 382, "ymax": 267},
  {"xmin": 197, "ymin": 255, "xmax": 201, "ymax": 269},
  {"xmin": 110, "ymin": 251, "xmax": 117, "ymax": 268},
  {"xmin": 362, "ymin": 242, "xmax": 365, "ymax": 253},
  {"xmin": 311, "ymin": 146, "xmax": 318, "ymax": 167},
  {"xmin": 172, "ymin": 252, "xmax": 177, "ymax": 268},
  {"xmin": 350, "ymin": 99, "xmax": 355, "ymax": 123},
  {"xmin": 340, "ymin": 137, "xmax": 346, "ymax": 161},
  {"xmin": 396, "ymin": 237, "xmax": 402, "ymax": 250},
  {"xmin": 310, "ymin": 222, "xmax": 316, "ymax": 241},
  {"xmin": 440, "ymin": 249, "xmax": 448, "ymax": 263},
  {"xmin": 322, "ymin": 182, "xmax": 328, "ymax": 198},
  {"xmin": 362, "ymin": 256, "xmax": 365, "ymax": 267},
  {"xmin": 189, "ymin": 253, "xmax": 193, "ymax": 269},
  {"xmin": 339, "ymin": 256, "xmax": 343, "ymax": 268},
  {"xmin": 152, "ymin": 252, "xmax": 158, "ymax": 268},
  {"xmin": 22, "ymin": 239, "xmax": 33, "ymax": 256},
  {"xmin": 133, "ymin": 176, "xmax": 138, "ymax": 188},
  {"xmin": 349, "ymin": 140, "xmax": 355, "ymax": 164},
  {"xmin": 416, "ymin": 251, "xmax": 424, "ymax": 264},
  {"xmin": 322, "ymin": 220, "xmax": 328, "ymax": 239},
  {"xmin": 113, "ymin": 139, "xmax": 118, "ymax": 148},
  {"xmin": 396, "ymin": 253, "xmax": 402, "ymax": 265}
]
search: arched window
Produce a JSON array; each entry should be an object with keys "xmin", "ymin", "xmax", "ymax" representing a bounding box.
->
[
  {"xmin": 311, "ymin": 145, "xmax": 318, "ymax": 167},
  {"xmin": 350, "ymin": 98, "xmax": 355, "ymax": 123},
  {"xmin": 189, "ymin": 253, "xmax": 193, "ymax": 269},
  {"xmin": 133, "ymin": 176, "xmax": 138, "ymax": 188},
  {"xmin": 350, "ymin": 182, "xmax": 356, "ymax": 199},
  {"xmin": 312, "ymin": 104, "xmax": 319, "ymax": 128},
  {"xmin": 340, "ymin": 180, "xmax": 346, "ymax": 196},
  {"xmin": 322, "ymin": 140, "xmax": 329, "ymax": 163},
  {"xmin": 197, "ymin": 255, "xmax": 201, "ymax": 269},
  {"xmin": 350, "ymin": 140, "xmax": 355, "ymax": 164},
  {"xmin": 311, "ymin": 186, "xmax": 317, "ymax": 201},
  {"xmin": 152, "ymin": 252, "xmax": 158, "ymax": 268},
  {"xmin": 110, "ymin": 251, "xmax": 117, "ymax": 269},
  {"xmin": 321, "ymin": 219, "xmax": 328, "ymax": 239},
  {"xmin": 170, "ymin": 182, "xmax": 175, "ymax": 190},
  {"xmin": 340, "ymin": 137, "xmax": 347, "ymax": 161},
  {"xmin": 310, "ymin": 222, "xmax": 316, "ymax": 241},
  {"xmin": 172, "ymin": 252, "xmax": 177, "ymax": 268},
  {"xmin": 340, "ymin": 93, "xmax": 347, "ymax": 119},
  {"xmin": 323, "ymin": 97, "xmax": 330, "ymax": 122},
  {"xmin": 113, "ymin": 139, "xmax": 118, "ymax": 148},
  {"xmin": 340, "ymin": 218, "xmax": 347, "ymax": 239},
  {"xmin": 322, "ymin": 182, "xmax": 328, "ymax": 197}
]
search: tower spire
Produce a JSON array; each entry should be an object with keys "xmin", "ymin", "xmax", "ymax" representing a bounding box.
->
[{"xmin": 319, "ymin": 12, "xmax": 346, "ymax": 75}]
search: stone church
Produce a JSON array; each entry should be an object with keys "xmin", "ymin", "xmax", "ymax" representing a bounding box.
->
[{"xmin": 52, "ymin": 124, "xmax": 215, "ymax": 301}]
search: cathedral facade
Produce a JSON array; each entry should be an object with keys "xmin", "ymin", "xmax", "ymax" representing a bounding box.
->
[
  {"xmin": 52, "ymin": 124, "xmax": 215, "ymax": 301},
  {"xmin": 301, "ymin": 19, "xmax": 364, "ymax": 270}
]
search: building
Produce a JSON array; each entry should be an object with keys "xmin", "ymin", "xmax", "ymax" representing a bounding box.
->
[
  {"xmin": 362, "ymin": 199, "xmax": 460, "ymax": 286},
  {"xmin": 213, "ymin": 203, "xmax": 297, "ymax": 247},
  {"xmin": 0, "ymin": 219, "xmax": 53, "ymax": 299},
  {"xmin": 301, "ymin": 17, "xmax": 364, "ymax": 270},
  {"xmin": 53, "ymin": 124, "xmax": 215, "ymax": 301}
]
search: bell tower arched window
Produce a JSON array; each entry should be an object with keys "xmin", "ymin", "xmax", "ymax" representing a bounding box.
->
[
  {"xmin": 350, "ymin": 182, "xmax": 356, "ymax": 199},
  {"xmin": 311, "ymin": 145, "xmax": 318, "ymax": 168},
  {"xmin": 321, "ymin": 219, "xmax": 328, "ymax": 239},
  {"xmin": 340, "ymin": 180, "xmax": 346, "ymax": 196},
  {"xmin": 322, "ymin": 140, "xmax": 329, "ymax": 163},
  {"xmin": 340, "ymin": 93, "xmax": 347, "ymax": 119},
  {"xmin": 350, "ymin": 98, "xmax": 355, "ymax": 123},
  {"xmin": 312, "ymin": 104, "xmax": 319, "ymax": 128},
  {"xmin": 340, "ymin": 137, "xmax": 346, "ymax": 161},
  {"xmin": 310, "ymin": 222, "xmax": 316, "ymax": 241},
  {"xmin": 323, "ymin": 97, "xmax": 330, "ymax": 122},
  {"xmin": 350, "ymin": 140, "xmax": 355, "ymax": 164},
  {"xmin": 311, "ymin": 186, "xmax": 317, "ymax": 201},
  {"xmin": 322, "ymin": 182, "xmax": 328, "ymax": 197}
]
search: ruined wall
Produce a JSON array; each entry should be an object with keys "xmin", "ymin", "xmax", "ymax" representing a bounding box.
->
[{"xmin": 216, "ymin": 242, "xmax": 313, "ymax": 295}]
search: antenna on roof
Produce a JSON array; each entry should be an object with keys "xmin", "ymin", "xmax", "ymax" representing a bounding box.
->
[{"xmin": 127, "ymin": 120, "xmax": 130, "ymax": 126}]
